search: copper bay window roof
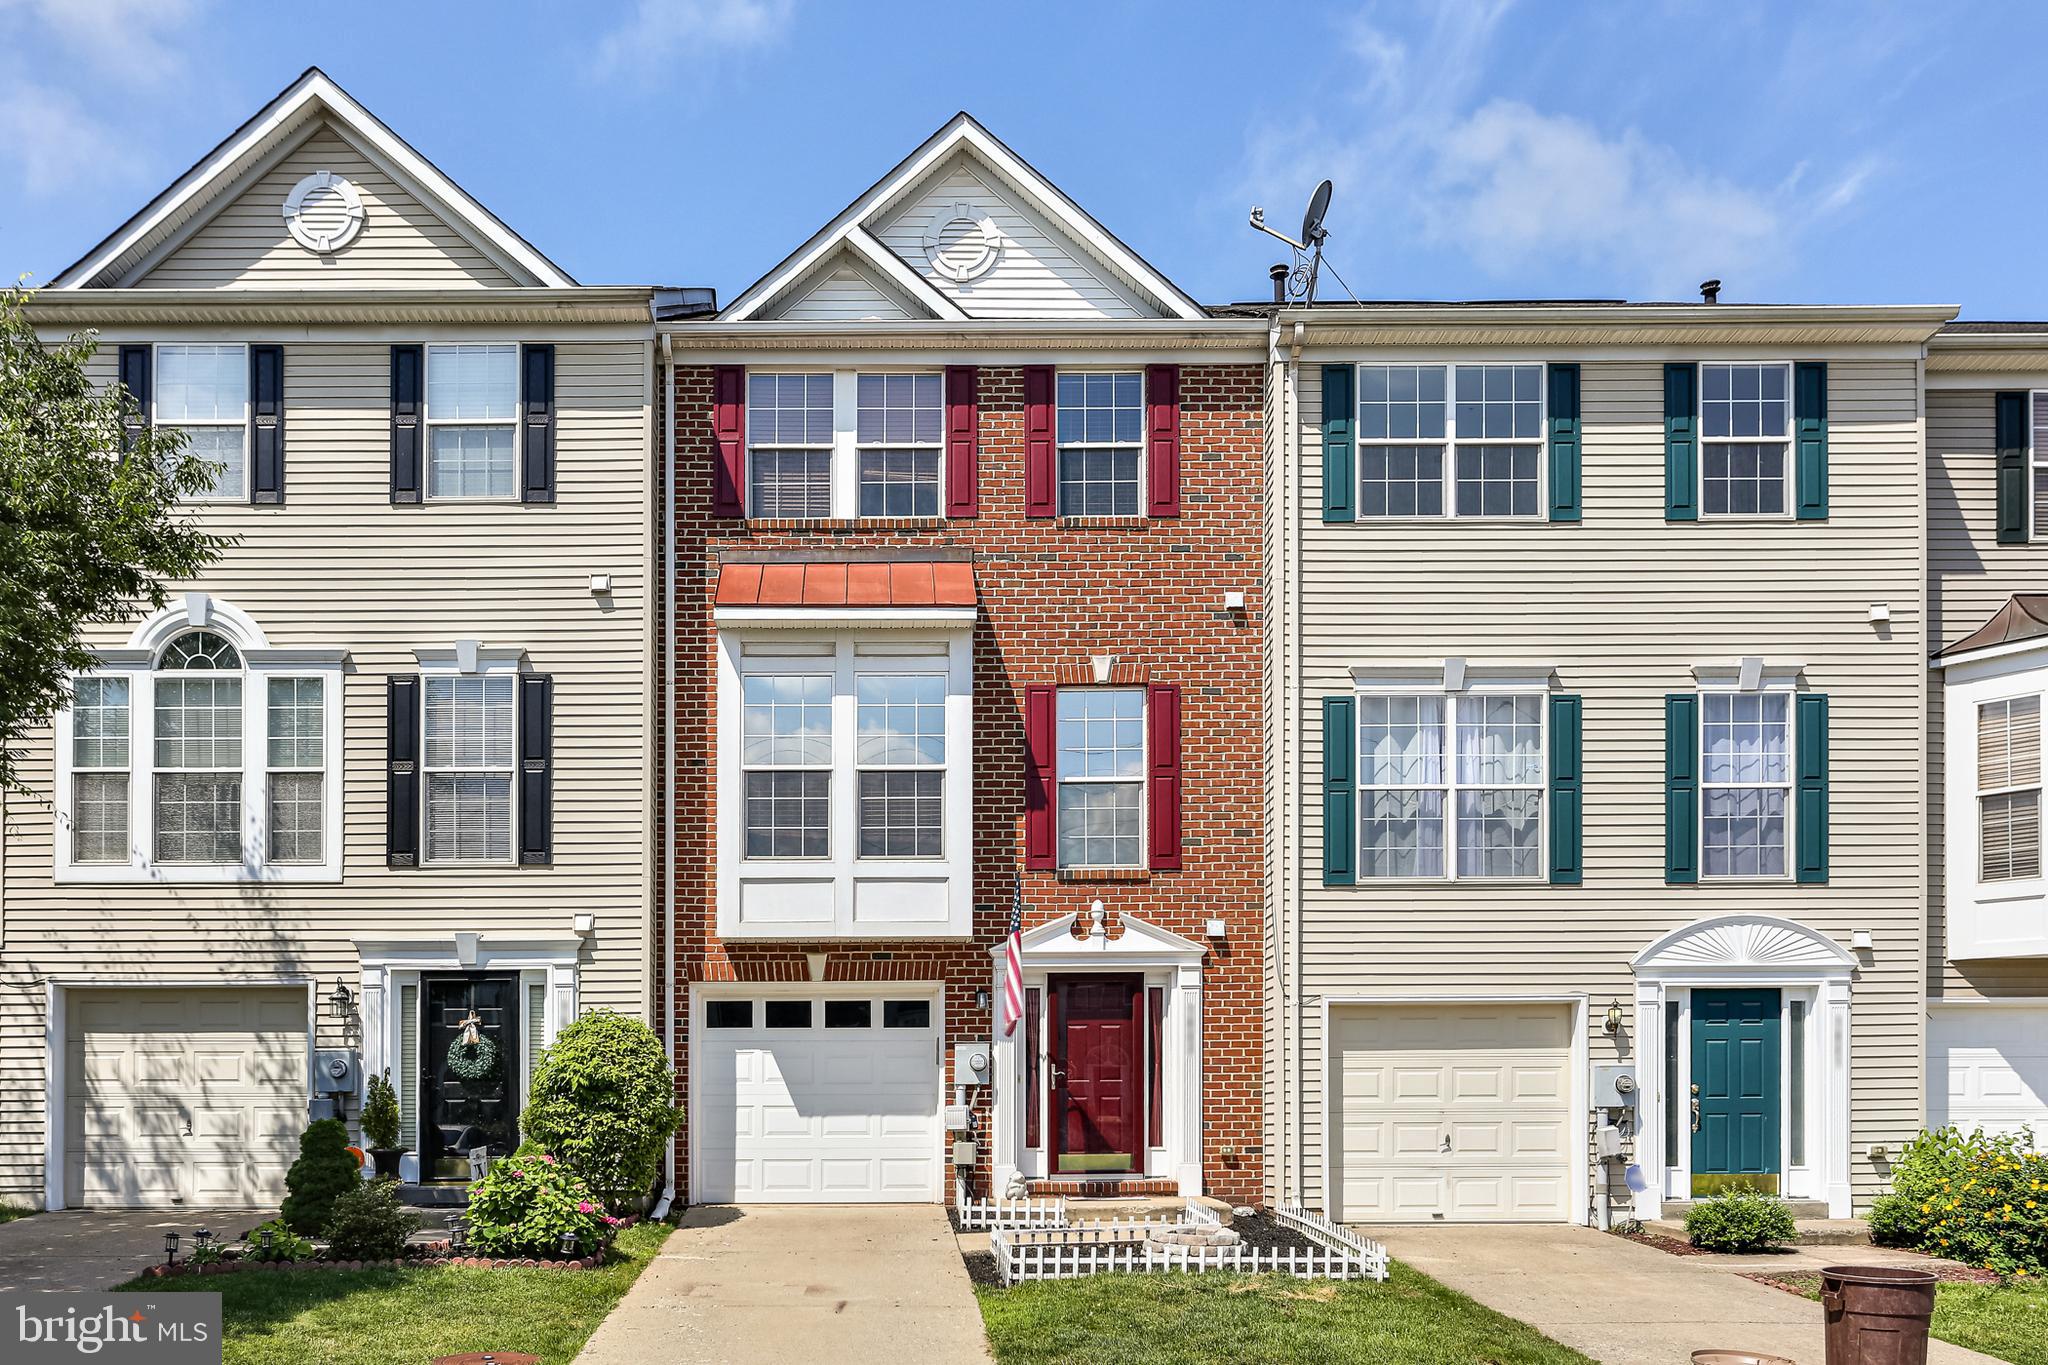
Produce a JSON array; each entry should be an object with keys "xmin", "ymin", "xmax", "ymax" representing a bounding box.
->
[{"xmin": 713, "ymin": 560, "xmax": 977, "ymax": 611}]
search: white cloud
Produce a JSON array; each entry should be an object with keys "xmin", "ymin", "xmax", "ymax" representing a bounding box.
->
[
  {"xmin": 0, "ymin": 82, "xmax": 138, "ymax": 197},
  {"xmin": 0, "ymin": 0, "xmax": 204, "ymax": 82},
  {"xmin": 587, "ymin": 0, "xmax": 794, "ymax": 82}
]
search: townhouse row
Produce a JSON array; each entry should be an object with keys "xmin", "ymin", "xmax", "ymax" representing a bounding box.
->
[{"xmin": 1, "ymin": 70, "xmax": 2039, "ymax": 1226}]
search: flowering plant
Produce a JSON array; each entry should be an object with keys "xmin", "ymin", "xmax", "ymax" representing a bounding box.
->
[
  {"xmin": 1871, "ymin": 1126, "xmax": 2045, "ymax": 1276},
  {"xmin": 463, "ymin": 1150, "xmax": 612, "ymax": 1258}
]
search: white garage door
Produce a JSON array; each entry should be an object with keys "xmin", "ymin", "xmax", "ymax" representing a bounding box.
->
[
  {"xmin": 1930, "ymin": 1006, "xmax": 2048, "ymax": 1143},
  {"xmin": 695, "ymin": 990, "xmax": 941, "ymax": 1203},
  {"xmin": 1331, "ymin": 1002, "xmax": 1574, "ymax": 1223},
  {"xmin": 66, "ymin": 988, "xmax": 306, "ymax": 1208}
]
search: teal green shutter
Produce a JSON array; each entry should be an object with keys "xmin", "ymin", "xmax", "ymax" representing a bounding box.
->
[
  {"xmin": 1996, "ymin": 392, "xmax": 2028, "ymax": 545},
  {"xmin": 1794, "ymin": 362, "xmax": 1828, "ymax": 520},
  {"xmin": 1322, "ymin": 695, "xmax": 1355, "ymax": 885},
  {"xmin": 1547, "ymin": 364, "xmax": 1581, "ymax": 522},
  {"xmin": 1548, "ymin": 694, "xmax": 1582, "ymax": 884},
  {"xmin": 1665, "ymin": 363, "xmax": 1698, "ymax": 521},
  {"xmin": 1665, "ymin": 694, "xmax": 1699, "ymax": 883},
  {"xmin": 1795, "ymin": 693, "xmax": 1829, "ymax": 884},
  {"xmin": 1322, "ymin": 365, "xmax": 1355, "ymax": 523}
]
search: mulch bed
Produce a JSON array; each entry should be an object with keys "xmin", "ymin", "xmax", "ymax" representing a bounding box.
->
[
  {"xmin": 1746, "ymin": 1263, "xmax": 2004, "ymax": 1298},
  {"xmin": 1613, "ymin": 1229, "xmax": 1715, "ymax": 1257},
  {"xmin": 140, "ymin": 1214, "xmax": 645, "ymax": 1280}
]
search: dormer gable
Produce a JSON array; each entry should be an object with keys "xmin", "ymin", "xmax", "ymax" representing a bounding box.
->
[{"xmin": 722, "ymin": 114, "xmax": 1202, "ymax": 323}]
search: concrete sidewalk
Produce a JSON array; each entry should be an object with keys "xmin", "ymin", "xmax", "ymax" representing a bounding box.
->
[
  {"xmin": 576, "ymin": 1205, "xmax": 990, "ymax": 1365},
  {"xmin": 0, "ymin": 1209, "xmax": 276, "ymax": 1292},
  {"xmin": 1368, "ymin": 1223, "xmax": 2002, "ymax": 1365}
]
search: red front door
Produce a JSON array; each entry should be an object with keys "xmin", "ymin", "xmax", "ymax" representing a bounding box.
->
[{"xmin": 1051, "ymin": 975, "xmax": 1144, "ymax": 1174}]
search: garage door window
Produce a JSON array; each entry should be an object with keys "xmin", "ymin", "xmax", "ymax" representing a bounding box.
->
[
  {"xmin": 884, "ymin": 999, "xmax": 931, "ymax": 1028},
  {"xmin": 707, "ymin": 1000, "xmax": 752, "ymax": 1028},
  {"xmin": 826, "ymin": 1000, "xmax": 872, "ymax": 1027},
  {"xmin": 766, "ymin": 1000, "xmax": 813, "ymax": 1028}
]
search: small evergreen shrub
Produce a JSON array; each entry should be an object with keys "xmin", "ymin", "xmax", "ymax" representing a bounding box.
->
[
  {"xmin": 280, "ymin": 1119, "xmax": 359, "ymax": 1235},
  {"xmin": 323, "ymin": 1180, "xmax": 421, "ymax": 1261},
  {"xmin": 1875, "ymin": 1126, "xmax": 2046, "ymax": 1275},
  {"xmin": 1684, "ymin": 1188, "xmax": 1798, "ymax": 1252},
  {"xmin": 463, "ymin": 1151, "xmax": 616, "ymax": 1258},
  {"xmin": 362, "ymin": 1069, "xmax": 402, "ymax": 1151},
  {"xmin": 521, "ymin": 1010, "xmax": 680, "ymax": 1210}
]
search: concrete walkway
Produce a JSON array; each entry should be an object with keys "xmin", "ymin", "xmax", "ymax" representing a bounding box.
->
[
  {"xmin": 0, "ymin": 1209, "xmax": 275, "ymax": 1292},
  {"xmin": 576, "ymin": 1205, "xmax": 991, "ymax": 1365},
  {"xmin": 1368, "ymin": 1224, "xmax": 2003, "ymax": 1365}
]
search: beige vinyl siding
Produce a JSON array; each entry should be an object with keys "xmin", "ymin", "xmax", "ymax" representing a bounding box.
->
[
  {"xmin": 0, "ymin": 334, "xmax": 650, "ymax": 1202},
  {"xmin": 1285, "ymin": 357, "xmax": 1925, "ymax": 1214},
  {"xmin": 869, "ymin": 153, "xmax": 1152, "ymax": 320},
  {"xmin": 767, "ymin": 259, "xmax": 918, "ymax": 322},
  {"xmin": 1926, "ymin": 388, "xmax": 2048, "ymax": 1000},
  {"xmin": 134, "ymin": 125, "xmax": 519, "ymax": 290}
]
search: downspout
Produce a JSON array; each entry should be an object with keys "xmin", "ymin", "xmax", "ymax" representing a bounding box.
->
[
  {"xmin": 652, "ymin": 329, "xmax": 678, "ymax": 1220},
  {"xmin": 1286, "ymin": 318, "xmax": 1306, "ymax": 1209}
]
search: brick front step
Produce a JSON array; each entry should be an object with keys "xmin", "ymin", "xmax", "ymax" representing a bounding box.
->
[{"xmin": 1027, "ymin": 1177, "xmax": 1180, "ymax": 1198}]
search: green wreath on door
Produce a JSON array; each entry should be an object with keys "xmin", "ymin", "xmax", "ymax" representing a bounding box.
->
[{"xmin": 445, "ymin": 1011, "xmax": 500, "ymax": 1083}]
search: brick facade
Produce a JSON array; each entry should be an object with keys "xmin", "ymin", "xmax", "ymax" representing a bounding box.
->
[{"xmin": 662, "ymin": 360, "xmax": 1266, "ymax": 1206}]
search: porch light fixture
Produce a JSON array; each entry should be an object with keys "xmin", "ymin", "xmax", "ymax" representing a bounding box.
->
[
  {"xmin": 976, "ymin": 989, "xmax": 990, "ymax": 1012},
  {"xmin": 1602, "ymin": 1000, "xmax": 1624, "ymax": 1035},
  {"xmin": 163, "ymin": 1232, "xmax": 180, "ymax": 1266},
  {"xmin": 328, "ymin": 979, "xmax": 356, "ymax": 1020}
]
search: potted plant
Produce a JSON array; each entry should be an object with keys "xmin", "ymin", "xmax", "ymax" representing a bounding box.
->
[{"xmin": 362, "ymin": 1069, "xmax": 405, "ymax": 1180}]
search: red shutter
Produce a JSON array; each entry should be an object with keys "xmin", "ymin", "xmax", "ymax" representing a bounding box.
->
[
  {"xmin": 1147, "ymin": 683, "xmax": 1182, "ymax": 870},
  {"xmin": 1024, "ymin": 684, "xmax": 1056, "ymax": 869},
  {"xmin": 1024, "ymin": 365, "xmax": 1055, "ymax": 517},
  {"xmin": 1146, "ymin": 364, "xmax": 1181, "ymax": 518},
  {"xmin": 712, "ymin": 365, "xmax": 745, "ymax": 517},
  {"xmin": 945, "ymin": 365, "xmax": 979, "ymax": 518}
]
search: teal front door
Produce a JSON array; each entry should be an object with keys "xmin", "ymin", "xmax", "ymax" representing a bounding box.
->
[{"xmin": 1690, "ymin": 988, "xmax": 1782, "ymax": 1195}]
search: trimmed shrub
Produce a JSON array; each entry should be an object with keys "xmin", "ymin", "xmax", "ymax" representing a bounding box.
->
[
  {"xmin": 1684, "ymin": 1188, "xmax": 1798, "ymax": 1252},
  {"xmin": 1875, "ymin": 1126, "xmax": 2046, "ymax": 1276},
  {"xmin": 521, "ymin": 1010, "xmax": 680, "ymax": 1210},
  {"xmin": 280, "ymin": 1119, "xmax": 359, "ymax": 1235},
  {"xmin": 362, "ymin": 1069, "xmax": 402, "ymax": 1151},
  {"xmin": 324, "ymin": 1180, "xmax": 421, "ymax": 1261},
  {"xmin": 464, "ymin": 1151, "xmax": 615, "ymax": 1259}
]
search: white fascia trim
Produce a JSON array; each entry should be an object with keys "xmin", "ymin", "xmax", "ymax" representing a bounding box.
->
[
  {"xmin": 1927, "ymin": 996, "xmax": 2048, "ymax": 1009},
  {"xmin": 1350, "ymin": 659, "xmax": 1558, "ymax": 692},
  {"xmin": 351, "ymin": 932, "xmax": 586, "ymax": 969},
  {"xmin": 413, "ymin": 643, "xmax": 528, "ymax": 673},
  {"xmin": 57, "ymin": 70, "xmax": 573, "ymax": 289},
  {"xmin": 844, "ymin": 227, "xmax": 968, "ymax": 320},
  {"xmin": 714, "ymin": 606, "xmax": 977, "ymax": 630},
  {"xmin": 1690, "ymin": 658, "xmax": 1807, "ymax": 690},
  {"xmin": 1931, "ymin": 635, "xmax": 2048, "ymax": 671}
]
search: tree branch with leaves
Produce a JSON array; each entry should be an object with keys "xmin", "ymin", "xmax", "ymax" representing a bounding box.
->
[{"xmin": 0, "ymin": 286, "xmax": 233, "ymax": 794}]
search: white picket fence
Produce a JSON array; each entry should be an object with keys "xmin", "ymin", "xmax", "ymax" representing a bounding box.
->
[
  {"xmin": 985, "ymin": 1199, "xmax": 1389, "ymax": 1286},
  {"xmin": 953, "ymin": 1182, "xmax": 1068, "ymax": 1230}
]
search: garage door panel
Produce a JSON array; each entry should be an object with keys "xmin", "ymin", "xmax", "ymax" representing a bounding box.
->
[
  {"xmin": 1333, "ymin": 1003, "xmax": 1574, "ymax": 1223},
  {"xmin": 1930, "ymin": 1009, "xmax": 2048, "ymax": 1141}
]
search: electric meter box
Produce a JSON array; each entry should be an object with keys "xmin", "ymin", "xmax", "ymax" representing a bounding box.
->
[
  {"xmin": 953, "ymin": 1042, "xmax": 992, "ymax": 1086},
  {"xmin": 1592, "ymin": 1064, "xmax": 1638, "ymax": 1108},
  {"xmin": 313, "ymin": 1049, "xmax": 359, "ymax": 1094}
]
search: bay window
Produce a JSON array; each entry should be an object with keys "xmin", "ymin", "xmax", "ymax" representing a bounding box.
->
[{"xmin": 1355, "ymin": 691, "xmax": 1545, "ymax": 879}]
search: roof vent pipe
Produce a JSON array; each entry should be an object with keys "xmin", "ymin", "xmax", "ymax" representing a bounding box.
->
[
  {"xmin": 1271, "ymin": 263, "xmax": 1290, "ymax": 305},
  {"xmin": 1700, "ymin": 279, "xmax": 1721, "ymax": 304}
]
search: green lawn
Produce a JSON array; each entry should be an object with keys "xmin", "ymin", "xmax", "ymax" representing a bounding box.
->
[
  {"xmin": 0, "ymin": 1201, "xmax": 37, "ymax": 1224},
  {"xmin": 1777, "ymin": 1274, "xmax": 2048, "ymax": 1365},
  {"xmin": 976, "ymin": 1262, "xmax": 1592, "ymax": 1365},
  {"xmin": 115, "ymin": 1220, "xmax": 670, "ymax": 1365}
]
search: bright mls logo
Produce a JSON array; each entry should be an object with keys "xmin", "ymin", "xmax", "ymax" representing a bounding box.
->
[{"xmin": 2, "ymin": 1294, "xmax": 220, "ymax": 1364}]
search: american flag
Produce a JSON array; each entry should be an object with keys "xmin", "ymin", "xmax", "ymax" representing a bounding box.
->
[{"xmin": 1000, "ymin": 886, "xmax": 1025, "ymax": 1037}]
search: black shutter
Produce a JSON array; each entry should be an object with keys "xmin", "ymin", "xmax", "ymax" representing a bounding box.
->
[
  {"xmin": 390, "ymin": 345, "xmax": 423, "ymax": 504},
  {"xmin": 118, "ymin": 345, "xmax": 151, "ymax": 450},
  {"xmin": 1997, "ymin": 391, "xmax": 2029, "ymax": 545},
  {"xmin": 516, "ymin": 674, "xmax": 554, "ymax": 865},
  {"xmin": 521, "ymin": 343, "xmax": 556, "ymax": 504},
  {"xmin": 249, "ymin": 345, "xmax": 285, "ymax": 503},
  {"xmin": 386, "ymin": 676, "xmax": 421, "ymax": 868}
]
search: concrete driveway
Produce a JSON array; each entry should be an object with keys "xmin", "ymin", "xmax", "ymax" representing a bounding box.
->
[
  {"xmin": 1369, "ymin": 1224, "xmax": 2001, "ymax": 1365},
  {"xmin": 0, "ymin": 1209, "xmax": 275, "ymax": 1293},
  {"xmin": 576, "ymin": 1205, "xmax": 990, "ymax": 1365}
]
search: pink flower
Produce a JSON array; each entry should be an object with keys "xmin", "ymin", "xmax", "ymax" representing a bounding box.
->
[
  {"xmin": 539, "ymin": 1154, "xmax": 557, "ymax": 1164},
  {"xmin": 507, "ymin": 1168, "xmax": 524, "ymax": 1180},
  {"xmin": 603, "ymin": 1215, "xmax": 622, "ymax": 1227},
  {"xmin": 577, "ymin": 1201, "xmax": 596, "ymax": 1214}
]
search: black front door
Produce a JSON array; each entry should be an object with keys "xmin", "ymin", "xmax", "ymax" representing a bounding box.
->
[{"xmin": 420, "ymin": 974, "xmax": 522, "ymax": 1181}]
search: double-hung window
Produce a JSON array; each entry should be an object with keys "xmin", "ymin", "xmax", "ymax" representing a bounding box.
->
[
  {"xmin": 70, "ymin": 678, "xmax": 131, "ymax": 864},
  {"xmin": 1977, "ymin": 695, "xmax": 2041, "ymax": 882},
  {"xmin": 1357, "ymin": 363, "xmax": 1544, "ymax": 518},
  {"xmin": 748, "ymin": 373, "xmax": 834, "ymax": 518},
  {"xmin": 1056, "ymin": 372, "xmax": 1144, "ymax": 516},
  {"xmin": 1700, "ymin": 691, "xmax": 1792, "ymax": 877},
  {"xmin": 152, "ymin": 630, "xmax": 243, "ymax": 864},
  {"xmin": 1356, "ymin": 692, "xmax": 1544, "ymax": 878},
  {"xmin": 266, "ymin": 678, "xmax": 325, "ymax": 864},
  {"xmin": 422, "ymin": 675, "xmax": 515, "ymax": 864},
  {"xmin": 742, "ymin": 672, "xmax": 833, "ymax": 858},
  {"xmin": 426, "ymin": 344, "xmax": 518, "ymax": 499},
  {"xmin": 1055, "ymin": 688, "xmax": 1146, "ymax": 868},
  {"xmin": 856, "ymin": 671, "xmax": 946, "ymax": 857},
  {"xmin": 1699, "ymin": 362, "xmax": 1791, "ymax": 517},
  {"xmin": 156, "ymin": 343, "xmax": 248, "ymax": 501},
  {"xmin": 856, "ymin": 374, "xmax": 943, "ymax": 517}
]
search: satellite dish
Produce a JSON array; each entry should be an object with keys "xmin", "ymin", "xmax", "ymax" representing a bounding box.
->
[{"xmin": 1301, "ymin": 179, "xmax": 1333, "ymax": 247}]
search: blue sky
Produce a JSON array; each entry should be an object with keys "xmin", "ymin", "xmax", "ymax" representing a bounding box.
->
[{"xmin": 2, "ymin": 0, "xmax": 2042, "ymax": 314}]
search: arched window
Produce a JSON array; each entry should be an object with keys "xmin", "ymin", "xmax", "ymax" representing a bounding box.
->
[{"xmin": 152, "ymin": 630, "xmax": 246, "ymax": 864}]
